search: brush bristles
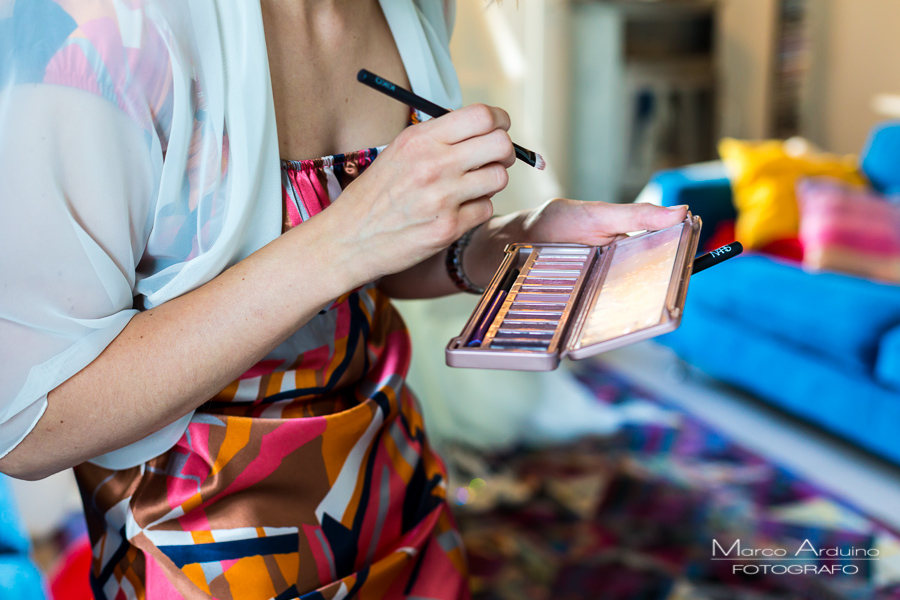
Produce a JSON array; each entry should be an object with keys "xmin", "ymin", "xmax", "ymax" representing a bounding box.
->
[{"xmin": 533, "ymin": 152, "xmax": 546, "ymax": 171}]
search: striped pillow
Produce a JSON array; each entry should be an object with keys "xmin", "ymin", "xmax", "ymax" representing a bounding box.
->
[{"xmin": 798, "ymin": 179, "xmax": 900, "ymax": 283}]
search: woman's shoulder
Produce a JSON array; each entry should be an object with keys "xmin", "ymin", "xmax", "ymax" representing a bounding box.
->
[{"xmin": 1, "ymin": 0, "xmax": 173, "ymax": 133}]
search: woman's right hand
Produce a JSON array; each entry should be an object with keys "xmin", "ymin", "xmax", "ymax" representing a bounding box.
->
[{"xmin": 321, "ymin": 103, "xmax": 517, "ymax": 287}]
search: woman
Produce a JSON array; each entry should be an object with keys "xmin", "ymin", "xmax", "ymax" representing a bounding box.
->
[{"xmin": 0, "ymin": 0, "xmax": 686, "ymax": 597}]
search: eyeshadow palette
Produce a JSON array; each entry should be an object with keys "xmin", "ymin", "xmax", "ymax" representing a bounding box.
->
[{"xmin": 446, "ymin": 216, "xmax": 702, "ymax": 371}]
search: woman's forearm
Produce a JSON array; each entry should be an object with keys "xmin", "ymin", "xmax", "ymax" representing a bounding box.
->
[
  {"xmin": 0, "ymin": 210, "xmax": 361, "ymax": 480},
  {"xmin": 377, "ymin": 212, "xmax": 527, "ymax": 299}
]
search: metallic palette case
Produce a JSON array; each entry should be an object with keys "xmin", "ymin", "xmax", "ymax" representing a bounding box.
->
[{"xmin": 446, "ymin": 216, "xmax": 702, "ymax": 371}]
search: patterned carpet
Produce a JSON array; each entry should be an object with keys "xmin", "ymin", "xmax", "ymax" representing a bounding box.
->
[{"xmin": 447, "ymin": 365, "xmax": 900, "ymax": 600}]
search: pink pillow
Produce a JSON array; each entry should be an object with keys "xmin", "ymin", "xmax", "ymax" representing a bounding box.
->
[{"xmin": 797, "ymin": 179, "xmax": 900, "ymax": 283}]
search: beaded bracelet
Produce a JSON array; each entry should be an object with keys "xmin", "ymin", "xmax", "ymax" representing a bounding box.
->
[{"xmin": 445, "ymin": 224, "xmax": 486, "ymax": 295}]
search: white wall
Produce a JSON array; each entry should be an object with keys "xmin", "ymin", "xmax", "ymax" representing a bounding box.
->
[
  {"xmin": 449, "ymin": 0, "xmax": 568, "ymax": 209},
  {"xmin": 9, "ymin": 470, "xmax": 82, "ymax": 540},
  {"xmin": 709, "ymin": 0, "xmax": 900, "ymax": 153},
  {"xmin": 812, "ymin": 0, "xmax": 900, "ymax": 154},
  {"xmin": 715, "ymin": 0, "xmax": 778, "ymax": 140}
]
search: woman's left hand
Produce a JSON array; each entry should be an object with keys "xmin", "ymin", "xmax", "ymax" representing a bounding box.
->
[
  {"xmin": 378, "ymin": 198, "xmax": 689, "ymax": 298},
  {"xmin": 520, "ymin": 198, "xmax": 688, "ymax": 246},
  {"xmin": 461, "ymin": 199, "xmax": 689, "ymax": 290}
]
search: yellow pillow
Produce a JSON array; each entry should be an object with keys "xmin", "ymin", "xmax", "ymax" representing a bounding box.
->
[{"xmin": 718, "ymin": 138, "xmax": 866, "ymax": 249}]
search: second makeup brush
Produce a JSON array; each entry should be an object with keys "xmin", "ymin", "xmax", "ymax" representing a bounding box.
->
[
  {"xmin": 692, "ymin": 242, "xmax": 743, "ymax": 274},
  {"xmin": 357, "ymin": 69, "xmax": 546, "ymax": 170}
]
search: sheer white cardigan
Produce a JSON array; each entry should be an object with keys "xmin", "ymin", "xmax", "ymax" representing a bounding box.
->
[{"xmin": 0, "ymin": 0, "xmax": 461, "ymax": 469}]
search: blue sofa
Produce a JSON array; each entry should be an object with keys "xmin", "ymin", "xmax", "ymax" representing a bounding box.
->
[
  {"xmin": 650, "ymin": 123, "xmax": 900, "ymax": 465},
  {"xmin": 0, "ymin": 475, "xmax": 47, "ymax": 599}
]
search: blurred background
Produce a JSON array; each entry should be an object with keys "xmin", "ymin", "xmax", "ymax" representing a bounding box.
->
[
  {"xmin": 403, "ymin": 0, "xmax": 900, "ymax": 596},
  {"xmin": 7, "ymin": 0, "xmax": 900, "ymax": 598}
]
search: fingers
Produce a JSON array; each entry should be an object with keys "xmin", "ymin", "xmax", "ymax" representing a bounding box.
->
[
  {"xmin": 453, "ymin": 129, "xmax": 516, "ymax": 172},
  {"xmin": 592, "ymin": 202, "xmax": 688, "ymax": 235},
  {"xmin": 459, "ymin": 163, "xmax": 510, "ymax": 200},
  {"xmin": 426, "ymin": 103, "xmax": 511, "ymax": 145},
  {"xmin": 456, "ymin": 196, "xmax": 494, "ymax": 233}
]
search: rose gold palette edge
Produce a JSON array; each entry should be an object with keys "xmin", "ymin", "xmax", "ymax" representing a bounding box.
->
[{"xmin": 446, "ymin": 215, "xmax": 702, "ymax": 371}]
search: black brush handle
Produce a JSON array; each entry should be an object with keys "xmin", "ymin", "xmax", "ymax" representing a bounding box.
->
[
  {"xmin": 692, "ymin": 242, "xmax": 743, "ymax": 275},
  {"xmin": 357, "ymin": 69, "xmax": 449, "ymax": 117},
  {"xmin": 514, "ymin": 145, "xmax": 536, "ymax": 165},
  {"xmin": 358, "ymin": 69, "xmax": 539, "ymax": 168}
]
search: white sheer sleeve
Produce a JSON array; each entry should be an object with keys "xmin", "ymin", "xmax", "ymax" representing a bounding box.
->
[
  {"xmin": 0, "ymin": 83, "xmax": 156, "ymax": 459},
  {"xmin": 0, "ymin": 0, "xmax": 453, "ymax": 466},
  {"xmin": 0, "ymin": 0, "xmax": 283, "ymax": 468}
]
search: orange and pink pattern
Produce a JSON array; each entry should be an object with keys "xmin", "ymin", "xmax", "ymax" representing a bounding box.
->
[{"xmin": 75, "ymin": 147, "xmax": 469, "ymax": 599}]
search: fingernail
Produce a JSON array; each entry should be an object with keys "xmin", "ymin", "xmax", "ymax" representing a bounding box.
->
[{"xmin": 666, "ymin": 204, "xmax": 689, "ymax": 211}]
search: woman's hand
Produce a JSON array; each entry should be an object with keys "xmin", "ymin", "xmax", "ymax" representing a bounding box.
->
[
  {"xmin": 323, "ymin": 103, "xmax": 516, "ymax": 288},
  {"xmin": 458, "ymin": 199, "xmax": 690, "ymax": 290},
  {"xmin": 520, "ymin": 198, "xmax": 689, "ymax": 246},
  {"xmin": 378, "ymin": 197, "xmax": 690, "ymax": 299}
]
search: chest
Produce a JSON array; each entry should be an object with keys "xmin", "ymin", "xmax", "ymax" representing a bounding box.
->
[{"xmin": 261, "ymin": 1, "xmax": 412, "ymax": 160}]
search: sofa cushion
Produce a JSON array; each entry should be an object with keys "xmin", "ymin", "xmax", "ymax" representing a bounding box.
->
[
  {"xmin": 0, "ymin": 555, "xmax": 47, "ymax": 600},
  {"xmin": 861, "ymin": 122, "xmax": 900, "ymax": 196},
  {"xmin": 876, "ymin": 324, "xmax": 900, "ymax": 391},
  {"xmin": 718, "ymin": 138, "xmax": 866, "ymax": 250},
  {"xmin": 798, "ymin": 179, "xmax": 900, "ymax": 283},
  {"xmin": 660, "ymin": 307, "xmax": 900, "ymax": 465},
  {"xmin": 686, "ymin": 254, "xmax": 900, "ymax": 371}
]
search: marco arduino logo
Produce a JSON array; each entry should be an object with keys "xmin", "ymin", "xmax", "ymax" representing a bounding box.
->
[{"xmin": 712, "ymin": 539, "xmax": 879, "ymax": 575}]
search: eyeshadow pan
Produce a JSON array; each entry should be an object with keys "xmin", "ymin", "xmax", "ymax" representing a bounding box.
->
[
  {"xmin": 524, "ymin": 276, "xmax": 577, "ymax": 286},
  {"xmin": 510, "ymin": 303, "xmax": 567, "ymax": 311},
  {"xmin": 498, "ymin": 322, "xmax": 558, "ymax": 331},
  {"xmin": 522, "ymin": 283, "xmax": 576, "ymax": 289},
  {"xmin": 502, "ymin": 318, "xmax": 560, "ymax": 325},
  {"xmin": 514, "ymin": 292, "xmax": 572, "ymax": 302},
  {"xmin": 488, "ymin": 338, "xmax": 551, "ymax": 349},
  {"xmin": 530, "ymin": 266, "xmax": 583, "ymax": 273},
  {"xmin": 489, "ymin": 345, "xmax": 551, "ymax": 351},
  {"xmin": 536, "ymin": 247, "xmax": 591, "ymax": 256},
  {"xmin": 519, "ymin": 283, "xmax": 573, "ymax": 290},
  {"xmin": 534, "ymin": 258, "xmax": 585, "ymax": 263},
  {"xmin": 506, "ymin": 311, "xmax": 564, "ymax": 319},
  {"xmin": 495, "ymin": 329, "xmax": 555, "ymax": 338}
]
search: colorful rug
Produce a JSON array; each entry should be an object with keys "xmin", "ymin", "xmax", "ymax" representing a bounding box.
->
[{"xmin": 446, "ymin": 365, "xmax": 900, "ymax": 600}]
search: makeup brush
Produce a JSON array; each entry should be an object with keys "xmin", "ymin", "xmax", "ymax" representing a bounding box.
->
[
  {"xmin": 357, "ymin": 69, "xmax": 546, "ymax": 170},
  {"xmin": 692, "ymin": 242, "xmax": 743, "ymax": 275}
]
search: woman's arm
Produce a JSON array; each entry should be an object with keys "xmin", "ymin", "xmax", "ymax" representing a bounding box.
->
[
  {"xmin": 0, "ymin": 102, "xmax": 516, "ymax": 480},
  {"xmin": 377, "ymin": 200, "xmax": 690, "ymax": 299},
  {"xmin": 0, "ymin": 210, "xmax": 358, "ymax": 481}
]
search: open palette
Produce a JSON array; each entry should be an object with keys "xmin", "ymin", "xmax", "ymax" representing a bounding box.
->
[{"xmin": 446, "ymin": 216, "xmax": 701, "ymax": 371}]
